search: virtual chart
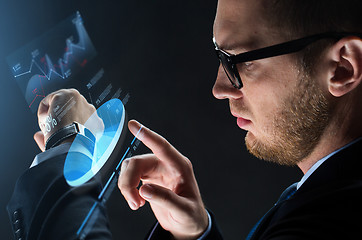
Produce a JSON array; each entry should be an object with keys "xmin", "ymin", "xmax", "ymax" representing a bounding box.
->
[{"xmin": 7, "ymin": 12, "xmax": 97, "ymax": 113}]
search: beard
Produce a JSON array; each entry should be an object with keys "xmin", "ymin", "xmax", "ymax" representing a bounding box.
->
[{"xmin": 245, "ymin": 70, "xmax": 332, "ymax": 166}]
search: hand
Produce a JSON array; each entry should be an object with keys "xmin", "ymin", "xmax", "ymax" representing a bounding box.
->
[
  {"xmin": 34, "ymin": 88, "xmax": 97, "ymax": 151},
  {"xmin": 118, "ymin": 120, "xmax": 208, "ymax": 240}
]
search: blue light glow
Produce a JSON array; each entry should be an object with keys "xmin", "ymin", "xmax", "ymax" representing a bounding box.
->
[{"xmin": 64, "ymin": 98, "xmax": 125, "ymax": 187}]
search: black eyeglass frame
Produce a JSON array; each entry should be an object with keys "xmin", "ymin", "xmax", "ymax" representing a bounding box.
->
[{"xmin": 213, "ymin": 32, "xmax": 362, "ymax": 89}]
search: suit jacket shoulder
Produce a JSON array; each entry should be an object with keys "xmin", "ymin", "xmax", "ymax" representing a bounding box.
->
[
  {"xmin": 7, "ymin": 153, "xmax": 112, "ymax": 240},
  {"xmin": 255, "ymin": 140, "xmax": 362, "ymax": 240}
]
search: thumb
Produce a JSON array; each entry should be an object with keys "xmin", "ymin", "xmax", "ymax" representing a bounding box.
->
[
  {"xmin": 139, "ymin": 184, "xmax": 189, "ymax": 216},
  {"xmin": 34, "ymin": 131, "xmax": 45, "ymax": 152}
]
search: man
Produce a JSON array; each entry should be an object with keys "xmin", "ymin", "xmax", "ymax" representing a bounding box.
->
[
  {"xmin": 8, "ymin": 0, "xmax": 362, "ymax": 239},
  {"xmin": 118, "ymin": 0, "xmax": 362, "ymax": 239}
]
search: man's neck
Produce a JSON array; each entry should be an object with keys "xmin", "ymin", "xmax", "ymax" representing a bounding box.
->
[
  {"xmin": 297, "ymin": 131, "xmax": 360, "ymax": 174},
  {"xmin": 298, "ymin": 95, "xmax": 362, "ymax": 174}
]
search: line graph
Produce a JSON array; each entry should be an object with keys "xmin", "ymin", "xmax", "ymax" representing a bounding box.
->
[
  {"xmin": 28, "ymin": 76, "xmax": 46, "ymax": 108},
  {"xmin": 7, "ymin": 11, "xmax": 97, "ymax": 112},
  {"xmin": 14, "ymin": 16, "xmax": 87, "ymax": 80}
]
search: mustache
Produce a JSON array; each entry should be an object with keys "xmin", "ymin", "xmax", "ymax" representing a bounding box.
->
[{"xmin": 229, "ymin": 100, "xmax": 250, "ymax": 116}]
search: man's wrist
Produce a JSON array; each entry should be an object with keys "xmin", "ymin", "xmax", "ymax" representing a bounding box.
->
[
  {"xmin": 45, "ymin": 122, "xmax": 95, "ymax": 150},
  {"xmin": 45, "ymin": 122, "xmax": 79, "ymax": 150},
  {"xmin": 171, "ymin": 210, "xmax": 211, "ymax": 240},
  {"xmin": 197, "ymin": 210, "xmax": 212, "ymax": 240}
]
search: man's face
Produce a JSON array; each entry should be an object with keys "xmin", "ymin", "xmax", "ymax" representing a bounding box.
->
[{"xmin": 213, "ymin": 0, "xmax": 332, "ymax": 165}]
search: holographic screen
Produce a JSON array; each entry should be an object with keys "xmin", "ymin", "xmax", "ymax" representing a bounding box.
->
[
  {"xmin": 6, "ymin": 11, "xmax": 97, "ymax": 113},
  {"xmin": 64, "ymin": 98, "xmax": 142, "ymax": 188},
  {"xmin": 6, "ymin": 10, "xmax": 140, "ymax": 238},
  {"xmin": 63, "ymin": 98, "xmax": 143, "ymax": 239}
]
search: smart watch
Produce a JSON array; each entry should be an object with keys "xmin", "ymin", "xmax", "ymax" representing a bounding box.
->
[{"xmin": 45, "ymin": 122, "xmax": 96, "ymax": 150}]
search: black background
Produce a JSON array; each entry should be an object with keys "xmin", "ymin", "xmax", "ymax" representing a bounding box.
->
[{"xmin": 0, "ymin": 0, "xmax": 301, "ymax": 239}]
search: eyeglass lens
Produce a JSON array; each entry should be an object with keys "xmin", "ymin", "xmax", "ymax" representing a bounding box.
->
[{"xmin": 217, "ymin": 52, "xmax": 241, "ymax": 88}]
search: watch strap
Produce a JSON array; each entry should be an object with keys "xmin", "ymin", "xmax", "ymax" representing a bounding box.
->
[{"xmin": 45, "ymin": 122, "xmax": 80, "ymax": 150}]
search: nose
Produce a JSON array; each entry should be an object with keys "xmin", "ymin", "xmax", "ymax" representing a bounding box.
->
[{"xmin": 212, "ymin": 64, "xmax": 243, "ymax": 100}]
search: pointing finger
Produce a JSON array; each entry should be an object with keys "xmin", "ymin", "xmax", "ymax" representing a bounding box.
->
[{"xmin": 128, "ymin": 120, "xmax": 191, "ymax": 169}]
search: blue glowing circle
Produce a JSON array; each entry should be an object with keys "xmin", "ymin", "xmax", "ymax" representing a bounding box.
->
[{"xmin": 64, "ymin": 98, "xmax": 126, "ymax": 187}]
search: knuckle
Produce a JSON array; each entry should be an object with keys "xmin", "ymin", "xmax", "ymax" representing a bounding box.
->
[
  {"xmin": 120, "ymin": 160, "xmax": 130, "ymax": 174},
  {"xmin": 90, "ymin": 104, "xmax": 96, "ymax": 111},
  {"xmin": 122, "ymin": 158, "xmax": 130, "ymax": 166},
  {"xmin": 183, "ymin": 156, "xmax": 193, "ymax": 168},
  {"xmin": 50, "ymin": 93, "xmax": 63, "ymax": 106},
  {"xmin": 182, "ymin": 156, "xmax": 194, "ymax": 173},
  {"xmin": 69, "ymin": 88, "xmax": 80, "ymax": 95},
  {"xmin": 118, "ymin": 178, "xmax": 131, "ymax": 193},
  {"xmin": 125, "ymin": 157, "xmax": 138, "ymax": 169},
  {"xmin": 118, "ymin": 183, "xmax": 130, "ymax": 193},
  {"xmin": 157, "ymin": 136, "xmax": 169, "ymax": 149},
  {"xmin": 67, "ymin": 89, "xmax": 81, "ymax": 101},
  {"xmin": 127, "ymin": 155, "xmax": 147, "ymax": 167},
  {"xmin": 52, "ymin": 93, "xmax": 61, "ymax": 101}
]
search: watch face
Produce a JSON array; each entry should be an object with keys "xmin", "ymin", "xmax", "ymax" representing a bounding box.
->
[{"xmin": 64, "ymin": 98, "xmax": 126, "ymax": 187}]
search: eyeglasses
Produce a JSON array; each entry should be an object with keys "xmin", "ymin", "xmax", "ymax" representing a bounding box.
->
[{"xmin": 213, "ymin": 32, "xmax": 362, "ymax": 89}]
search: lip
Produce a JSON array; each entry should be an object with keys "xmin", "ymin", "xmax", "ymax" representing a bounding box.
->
[
  {"xmin": 231, "ymin": 111, "xmax": 252, "ymax": 129},
  {"xmin": 236, "ymin": 117, "xmax": 252, "ymax": 129}
]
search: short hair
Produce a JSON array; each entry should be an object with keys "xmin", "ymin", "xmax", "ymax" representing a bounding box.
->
[
  {"xmin": 263, "ymin": 0, "xmax": 362, "ymax": 74},
  {"xmin": 265, "ymin": 0, "xmax": 362, "ymax": 38}
]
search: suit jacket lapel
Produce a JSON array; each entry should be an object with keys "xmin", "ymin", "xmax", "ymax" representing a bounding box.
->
[{"xmin": 248, "ymin": 139, "xmax": 362, "ymax": 240}]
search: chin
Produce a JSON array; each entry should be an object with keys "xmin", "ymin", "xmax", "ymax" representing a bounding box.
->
[
  {"xmin": 245, "ymin": 131, "xmax": 260, "ymax": 149},
  {"xmin": 244, "ymin": 131, "xmax": 261, "ymax": 157},
  {"xmin": 244, "ymin": 131, "xmax": 298, "ymax": 166}
]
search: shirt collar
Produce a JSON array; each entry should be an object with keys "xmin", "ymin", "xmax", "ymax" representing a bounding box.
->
[{"xmin": 297, "ymin": 137, "xmax": 362, "ymax": 190}]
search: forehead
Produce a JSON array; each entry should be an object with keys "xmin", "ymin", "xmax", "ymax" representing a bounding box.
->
[{"xmin": 213, "ymin": 0, "xmax": 273, "ymax": 51}]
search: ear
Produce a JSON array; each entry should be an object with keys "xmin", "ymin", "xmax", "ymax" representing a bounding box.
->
[
  {"xmin": 34, "ymin": 131, "xmax": 45, "ymax": 152},
  {"xmin": 327, "ymin": 37, "xmax": 362, "ymax": 97}
]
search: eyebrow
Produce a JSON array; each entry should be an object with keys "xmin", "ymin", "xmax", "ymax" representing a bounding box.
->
[
  {"xmin": 222, "ymin": 43, "xmax": 247, "ymax": 52},
  {"xmin": 213, "ymin": 36, "xmax": 248, "ymax": 53}
]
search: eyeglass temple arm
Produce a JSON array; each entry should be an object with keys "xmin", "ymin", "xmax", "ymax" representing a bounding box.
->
[{"xmin": 231, "ymin": 32, "xmax": 362, "ymax": 63}]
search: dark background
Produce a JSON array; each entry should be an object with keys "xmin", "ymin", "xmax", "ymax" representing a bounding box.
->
[{"xmin": 0, "ymin": 0, "xmax": 301, "ymax": 239}]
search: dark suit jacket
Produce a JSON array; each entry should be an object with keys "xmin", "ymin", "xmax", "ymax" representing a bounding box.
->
[
  {"xmin": 251, "ymin": 139, "xmax": 362, "ymax": 240},
  {"xmin": 8, "ymin": 139, "xmax": 362, "ymax": 240},
  {"xmin": 7, "ymin": 152, "xmax": 112, "ymax": 240},
  {"xmin": 149, "ymin": 139, "xmax": 362, "ymax": 240}
]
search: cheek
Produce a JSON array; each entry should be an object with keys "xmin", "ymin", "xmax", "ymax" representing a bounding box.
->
[
  {"xmin": 242, "ymin": 56, "xmax": 300, "ymax": 130},
  {"xmin": 245, "ymin": 84, "xmax": 282, "ymax": 120},
  {"xmin": 246, "ymin": 84, "xmax": 294, "ymax": 141}
]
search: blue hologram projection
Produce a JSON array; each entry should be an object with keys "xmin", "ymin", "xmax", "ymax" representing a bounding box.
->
[
  {"xmin": 61, "ymin": 98, "xmax": 143, "ymax": 239},
  {"xmin": 6, "ymin": 11, "xmax": 97, "ymax": 112},
  {"xmin": 64, "ymin": 98, "xmax": 126, "ymax": 187},
  {"xmin": 76, "ymin": 124, "xmax": 143, "ymax": 239}
]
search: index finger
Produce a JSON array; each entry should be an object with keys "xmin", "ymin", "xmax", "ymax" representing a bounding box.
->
[
  {"xmin": 128, "ymin": 120, "xmax": 190, "ymax": 168},
  {"xmin": 38, "ymin": 94, "xmax": 51, "ymax": 117}
]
